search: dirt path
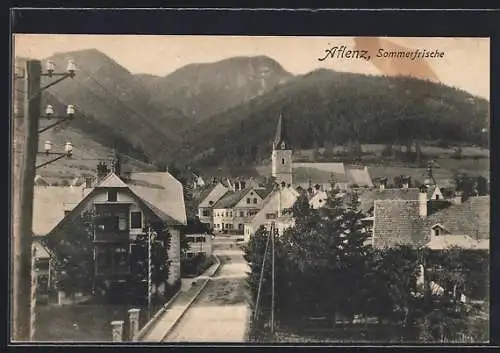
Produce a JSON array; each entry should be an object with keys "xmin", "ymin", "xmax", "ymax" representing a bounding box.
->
[{"xmin": 163, "ymin": 235, "xmax": 251, "ymax": 342}]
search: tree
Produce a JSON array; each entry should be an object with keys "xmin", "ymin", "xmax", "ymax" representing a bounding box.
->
[
  {"xmin": 360, "ymin": 246, "xmax": 420, "ymax": 326},
  {"xmin": 454, "ymin": 173, "xmax": 489, "ymax": 199},
  {"xmin": 133, "ymin": 222, "xmax": 173, "ymax": 301},
  {"xmin": 280, "ymin": 190, "xmax": 370, "ymax": 320},
  {"xmin": 44, "ymin": 208, "xmax": 96, "ymax": 296}
]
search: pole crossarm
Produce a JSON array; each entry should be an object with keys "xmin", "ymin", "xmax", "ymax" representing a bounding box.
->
[
  {"xmin": 35, "ymin": 154, "xmax": 69, "ymax": 169},
  {"xmin": 29, "ymin": 74, "xmax": 71, "ymax": 101},
  {"xmin": 38, "ymin": 116, "xmax": 74, "ymax": 133}
]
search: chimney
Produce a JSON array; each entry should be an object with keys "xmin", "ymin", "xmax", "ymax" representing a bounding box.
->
[
  {"xmin": 85, "ymin": 177, "xmax": 93, "ymax": 189},
  {"xmin": 419, "ymin": 185, "xmax": 428, "ymax": 217},
  {"xmin": 452, "ymin": 190, "xmax": 463, "ymax": 205}
]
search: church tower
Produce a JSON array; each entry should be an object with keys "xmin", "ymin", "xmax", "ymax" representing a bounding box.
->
[{"xmin": 272, "ymin": 114, "xmax": 293, "ymax": 187}]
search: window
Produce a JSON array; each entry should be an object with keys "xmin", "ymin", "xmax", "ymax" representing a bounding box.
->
[
  {"xmin": 240, "ymin": 211, "xmax": 245, "ymax": 217},
  {"xmin": 108, "ymin": 190, "xmax": 118, "ymax": 202},
  {"xmin": 95, "ymin": 247, "xmax": 113, "ymax": 275},
  {"xmin": 246, "ymin": 198, "xmax": 251, "ymax": 204},
  {"xmin": 202, "ymin": 209, "xmax": 210, "ymax": 217},
  {"xmin": 96, "ymin": 215, "xmax": 118, "ymax": 232},
  {"xmin": 434, "ymin": 227, "xmax": 440, "ymax": 236},
  {"xmin": 118, "ymin": 214, "xmax": 128, "ymax": 231},
  {"xmin": 114, "ymin": 248, "xmax": 129, "ymax": 273},
  {"xmin": 238, "ymin": 224, "xmax": 244, "ymax": 230},
  {"xmin": 253, "ymin": 198, "xmax": 258, "ymax": 204},
  {"xmin": 95, "ymin": 246, "xmax": 129, "ymax": 275},
  {"xmin": 130, "ymin": 211, "xmax": 142, "ymax": 229},
  {"xmin": 64, "ymin": 210, "xmax": 71, "ymax": 216},
  {"xmin": 230, "ymin": 212, "xmax": 233, "ymax": 217},
  {"xmin": 266, "ymin": 213, "xmax": 277, "ymax": 220},
  {"xmin": 435, "ymin": 194, "xmax": 440, "ymax": 200},
  {"xmin": 282, "ymin": 158, "xmax": 285, "ymax": 165}
]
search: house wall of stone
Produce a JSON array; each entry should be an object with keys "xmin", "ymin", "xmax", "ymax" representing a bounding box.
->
[{"xmin": 167, "ymin": 228, "xmax": 181, "ymax": 285}]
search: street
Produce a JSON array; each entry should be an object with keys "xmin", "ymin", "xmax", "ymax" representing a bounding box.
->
[{"xmin": 163, "ymin": 235, "xmax": 251, "ymax": 342}]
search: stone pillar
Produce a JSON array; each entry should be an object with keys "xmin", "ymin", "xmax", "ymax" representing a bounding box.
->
[
  {"xmin": 128, "ymin": 308, "xmax": 140, "ymax": 341},
  {"xmin": 111, "ymin": 320, "xmax": 124, "ymax": 342}
]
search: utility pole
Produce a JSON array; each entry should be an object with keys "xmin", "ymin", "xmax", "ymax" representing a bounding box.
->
[
  {"xmin": 147, "ymin": 226, "xmax": 153, "ymax": 311},
  {"xmin": 12, "ymin": 58, "xmax": 76, "ymax": 342},
  {"xmin": 270, "ymin": 221, "xmax": 275, "ymax": 334},
  {"xmin": 13, "ymin": 60, "xmax": 41, "ymax": 342}
]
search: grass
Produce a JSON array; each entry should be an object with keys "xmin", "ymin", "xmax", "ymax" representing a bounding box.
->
[
  {"xmin": 35, "ymin": 299, "xmax": 165, "ymax": 342},
  {"xmin": 251, "ymin": 322, "xmax": 409, "ymax": 343},
  {"xmin": 256, "ymin": 143, "xmax": 489, "ymax": 187},
  {"xmin": 36, "ymin": 304, "xmax": 131, "ymax": 342}
]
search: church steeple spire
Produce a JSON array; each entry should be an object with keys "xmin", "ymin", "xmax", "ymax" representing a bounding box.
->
[
  {"xmin": 271, "ymin": 113, "xmax": 293, "ymax": 187},
  {"xmin": 273, "ymin": 113, "xmax": 289, "ymax": 150}
]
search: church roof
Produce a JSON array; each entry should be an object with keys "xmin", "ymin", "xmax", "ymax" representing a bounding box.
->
[{"xmin": 273, "ymin": 114, "xmax": 290, "ymax": 149}]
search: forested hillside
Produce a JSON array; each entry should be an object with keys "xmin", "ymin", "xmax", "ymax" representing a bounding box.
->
[{"xmin": 173, "ymin": 69, "xmax": 488, "ymax": 168}]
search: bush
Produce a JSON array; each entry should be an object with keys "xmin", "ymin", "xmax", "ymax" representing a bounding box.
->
[{"xmin": 181, "ymin": 253, "xmax": 212, "ymax": 277}]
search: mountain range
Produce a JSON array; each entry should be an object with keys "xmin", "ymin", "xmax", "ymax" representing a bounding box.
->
[{"xmin": 13, "ymin": 49, "xmax": 489, "ymax": 178}]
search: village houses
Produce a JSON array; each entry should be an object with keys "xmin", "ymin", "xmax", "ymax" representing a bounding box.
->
[
  {"xmin": 190, "ymin": 113, "xmax": 489, "ymax": 257},
  {"xmin": 32, "ymin": 158, "xmax": 187, "ymax": 303}
]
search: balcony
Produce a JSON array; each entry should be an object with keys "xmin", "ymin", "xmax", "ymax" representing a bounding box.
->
[
  {"xmin": 94, "ymin": 229, "xmax": 130, "ymax": 243},
  {"xmin": 93, "ymin": 207, "xmax": 130, "ymax": 243}
]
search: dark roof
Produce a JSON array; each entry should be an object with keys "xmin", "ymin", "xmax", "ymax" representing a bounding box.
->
[
  {"xmin": 213, "ymin": 190, "xmax": 248, "ymax": 209},
  {"xmin": 273, "ymin": 114, "xmax": 290, "ymax": 149},
  {"xmin": 195, "ymin": 183, "xmax": 219, "ymax": 204},
  {"xmin": 254, "ymin": 188, "xmax": 273, "ymax": 199},
  {"xmin": 373, "ymin": 200, "xmax": 427, "ymax": 248},
  {"xmin": 212, "ymin": 187, "xmax": 272, "ymax": 209},
  {"xmin": 425, "ymin": 196, "xmax": 489, "ymax": 240},
  {"xmin": 358, "ymin": 188, "xmax": 421, "ymax": 214}
]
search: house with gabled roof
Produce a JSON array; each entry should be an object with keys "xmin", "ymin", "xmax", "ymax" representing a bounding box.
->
[
  {"xmin": 423, "ymin": 195, "xmax": 489, "ymax": 250},
  {"xmin": 243, "ymin": 186, "xmax": 300, "ymax": 242},
  {"xmin": 195, "ymin": 182, "xmax": 229, "ymax": 229},
  {"xmin": 212, "ymin": 187, "xmax": 272, "ymax": 234},
  {"xmin": 38, "ymin": 167, "xmax": 187, "ymax": 300}
]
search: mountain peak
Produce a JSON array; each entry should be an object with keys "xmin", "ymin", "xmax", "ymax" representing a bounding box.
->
[{"xmin": 142, "ymin": 55, "xmax": 294, "ymax": 122}]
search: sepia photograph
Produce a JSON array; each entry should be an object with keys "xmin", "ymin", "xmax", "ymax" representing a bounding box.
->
[{"xmin": 11, "ymin": 34, "xmax": 490, "ymax": 344}]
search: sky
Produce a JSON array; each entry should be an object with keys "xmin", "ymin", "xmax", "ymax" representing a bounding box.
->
[{"xmin": 14, "ymin": 35, "xmax": 490, "ymax": 99}]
